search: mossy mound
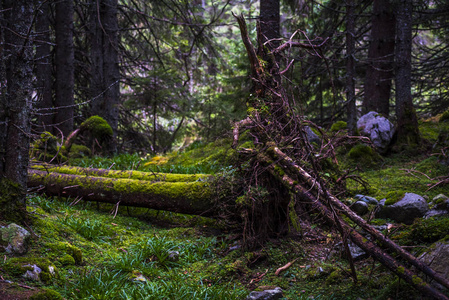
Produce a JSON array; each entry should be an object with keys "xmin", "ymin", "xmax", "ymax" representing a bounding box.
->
[
  {"xmin": 394, "ymin": 218, "xmax": 449, "ymax": 245},
  {"xmin": 45, "ymin": 241, "xmax": 82, "ymax": 265},
  {"xmin": 330, "ymin": 121, "xmax": 347, "ymax": 132},
  {"xmin": 68, "ymin": 144, "xmax": 91, "ymax": 159},
  {"xmin": 29, "ymin": 288, "xmax": 64, "ymax": 300},
  {"xmin": 80, "ymin": 116, "xmax": 113, "ymax": 139},
  {"xmin": 347, "ymin": 144, "xmax": 380, "ymax": 167}
]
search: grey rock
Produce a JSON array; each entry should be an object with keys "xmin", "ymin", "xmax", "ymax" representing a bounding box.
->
[
  {"xmin": 424, "ymin": 209, "xmax": 449, "ymax": 219},
  {"xmin": 354, "ymin": 194, "xmax": 379, "ymax": 205},
  {"xmin": 0, "ymin": 223, "xmax": 31, "ymax": 255},
  {"xmin": 305, "ymin": 126, "xmax": 321, "ymax": 145},
  {"xmin": 376, "ymin": 193, "xmax": 429, "ymax": 224},
  {"xmin": 246, "ymin": 287, "xmax": 283, "ymax": 300},
  {"xmin": 167, "ymin": 250, "xmax": 180, "ymax": 262},
  {"xmin": 419, "ymin": 242, "xmax": 449, "ymax": 290},
  {"xmin": 357, "ymin": 111, "xmax": 395, "ymax": 154},
  {"xmin": 22, "ymin": 264, "xmax": 42, "ymax": 281},
  {"xmin": 351, "ymin": 201, "xmax": 369, "ymax": 215},
  {"xmin": 335, "ymin": 241, "xmax": 367, "ymax": 261}
]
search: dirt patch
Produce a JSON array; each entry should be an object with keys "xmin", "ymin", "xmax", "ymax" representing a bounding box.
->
[{"xmin": 0, "ymin": 281, "xmax": 42, "ymax": 300}]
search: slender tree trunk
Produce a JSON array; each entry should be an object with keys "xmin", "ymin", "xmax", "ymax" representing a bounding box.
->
[
  {"xmin": 102, "ymin": 0, "xmax": 120, "ymax": 149},
  {"xmin": 346, "ymin": 0, "xmax": 356, "ymax": 135},
  {"xmin": 89, "ymin": 0, "xmax": 105, "ymax": 116},
  {"xmin": 364, "ymin": 0, "xmax": 396, "ymax": 117},
  {"xmin": 0, "ymin": 0, "xmax": 34, "ymax": 223},
  {"xmin": 35, "ymin": 0, "xmax": 54, "ymax": 134},
  {"xmin": 394, "ymin": 0, "xmax": 420, "ymax": 145},
  {"xmin": 55, "ymin": 0, "xmax": 75, "ymax": 137},
  {"xmin": 89, "ymin": 0, "xmax": 119, "ymax": 151}
]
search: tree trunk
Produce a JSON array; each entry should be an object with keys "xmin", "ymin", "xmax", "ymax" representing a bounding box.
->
[
  {"xmin": 89, "ymin": 0, "xmax": 120, "ymax": 151},
  {"xmin": 102, "ymin": 0, "xmax": 120, "ymax": 150},
  {"xmin": 394, "ymin": 0, "xmax": 420, "ymax": 145},
  {"xmin": 55, "ymin": 0, "xmax": 75, "ymax": 137},
  {"xmin": 346, "ymin": 0, "xmax": 356, "ymax": 135},
  {"xmin": 35, "ymin": 0, "xmax": 54, "ymax": 134},
  {"xmin": 0, "ymin": 0, "xmax": 34, "ymax": 223},
  {"xmin": 364, "ymin": 0, "xmax": 395, "ymax": 117},
  {"xmin": 28, "ymin": 169, "xmax": 215, "ymax": 217}
]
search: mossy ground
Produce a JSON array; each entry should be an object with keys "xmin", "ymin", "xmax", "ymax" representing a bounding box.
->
[{"xmin": 1, "ymin": 120, "xmax": 448, "ymax": 299}]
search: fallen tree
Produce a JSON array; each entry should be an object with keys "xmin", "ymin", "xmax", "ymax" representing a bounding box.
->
[{"xmin": 28, "ymin": 169, "xmax": 215, "ymax": 217}]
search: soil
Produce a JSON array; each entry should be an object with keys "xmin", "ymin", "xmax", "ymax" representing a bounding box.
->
[{"xmin": 0, "ymin": 281, "xmax": 42, "ymax": 300}]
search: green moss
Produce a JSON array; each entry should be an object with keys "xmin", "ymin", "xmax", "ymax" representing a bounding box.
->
[
  {"xmin": 29, "ymin": 289, "xmax": 64, "ymax": 300},
  {"xmin": 0, "ymin": 179, "xmax": 26, "ymax": 224},
  {"xmin": 412, "ymin": 275, "xmax": 425, "ymax": 286},
  {"xmin": 58, "ymin": 254, "xmax": 76, "ymax": 266},
  {"xmin": 325, "ymin": 270, "xmax": 343, "ymax": 285},
  {"xmin": 81, "ymin": 116, "xmax": 113, "ymax": 138},
  {"xmin": 384, "ymin": 191, "xmax": 405, "ymax": 206},
  {"xmin": 46, "ymin": 242, "xmax": 83, "ymax": 265},
  {"xmin": 69, "ymin": 144, "xmax": 91, "ymax": 158},
  {"xmin": 2, "ymin": 257, "xmax": 55, "ymax": 282},
  {"xmin": 395, "ymin": 218, "xmax": 449, "ymax": 245},
  {"xmin": 330, "ymin": 121, "xmax": 347, "ymax": 132},
  {"xmin": 397, "ymin": 266, "xmax": 405, "ymax": 274}
]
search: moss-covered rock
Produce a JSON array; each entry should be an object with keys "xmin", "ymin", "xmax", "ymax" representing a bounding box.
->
[
  {"xmin": 81, "ymin": 115, "xmax": 113, "ymax": 138},
  {"xmin": 3, "ymin": 257, "xmax": 56, "ymax": 283},
  {"xmin": 330, "ymin": 121, "xmax": 347, "ymax": 132},
  {"xmin": 0, "ymin": 223, "xmax": 30, "ymax": 254},
  {"xmin": 347, "ymin": 144, "xmax": 380, "ymax": 167}
]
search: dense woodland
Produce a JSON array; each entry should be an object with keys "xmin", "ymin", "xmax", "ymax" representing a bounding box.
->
[{"xmin": 1, "ymin": 0, "xmax": 449, "ymax": 299}]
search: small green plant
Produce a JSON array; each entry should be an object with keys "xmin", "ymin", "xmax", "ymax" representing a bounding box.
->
[
  {"xmin": 69, "ymin": 268, "xmax": 127, "ymax": 299},
  {"xmin": 59, "ymin": 215, "xmax": 114, "ymax": 242}
]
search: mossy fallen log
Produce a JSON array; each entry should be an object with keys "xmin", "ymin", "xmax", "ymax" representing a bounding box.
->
[
  {"xmin": 28, "ymin": 169, "xmax": 215, "ymax": 217},
  {"xmin": 30, "ymin": 164, "xmax": 210, "ymax": 182}
]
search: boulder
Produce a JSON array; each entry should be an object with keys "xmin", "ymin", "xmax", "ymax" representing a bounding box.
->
[
  {"xmin": 425, "ymin": 194, "xmax": 449, "ymax": 219},
  {"xmin": 376, "ymin": 193, "xmax": 429, "ymax": 224},
  {"xmin": 246, "ymin": 287, "xmax": 283, "ymax": 300},
  {"xmin": 357, "ymin": 111, "xmax": 395, "ymax": 154},
  {"xmin": 305, "ymin": 126, "xmax": 321, "ymax": 145},
  {"xmin": 351, "ymin": 201, "xmax": 369, "ymax": 216},
  {"xmin": 0, "ymin": 223, "xmax": 31, "ymax": 255},
  {"xmin": 419, "ymin": 242, "xmax": 449, "ymax": 290}
]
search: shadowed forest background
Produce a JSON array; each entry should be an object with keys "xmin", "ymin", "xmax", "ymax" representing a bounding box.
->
[{"xmin": 1, "ymin": 0, "xmax": 449, "ymax": 299}]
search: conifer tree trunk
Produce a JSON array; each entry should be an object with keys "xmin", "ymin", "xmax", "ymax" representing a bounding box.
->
[
  {"xmin": 394, "ymin": 0, "xmax": 420, "ymax": 146},
  {"xmin": 0, "ymin": 0, "xmax": 34, "ymax": 223},
  {"xmin": 35, "ymin": 0, "xmax": 54, "ymax": 134},
  {"xmin": 89, "ymin": 0, "xmax": 120, "ymax": 151},
  {"xmin": 55, "ymin": 0, "xmax": 75, "ymax": 136},
  {"xmin": 364, "ymin": 0, "xmax": 395, "ymax": 117},
  {"xmin": 346, "ymin": 0, "xmax": 356, "ymax": 135}
]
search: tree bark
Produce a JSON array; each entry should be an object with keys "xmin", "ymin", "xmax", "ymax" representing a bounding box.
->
[
  {"xmin": 0, "ymin": 0, "xmax": 34, "ymax": 223},
  {"xmin": 364, "ymin": 0, "xmax": 396, "ymax": 117},
  {"xmin": 89, "ymin": 0, "xmax": 120, "ymax": 150},
  {"xmin": 394, "ymin": 0, "xmax": 420, "ymax": 145},
  {"xmin": 35, "ymin": 0, "xmax": 54, "ymax": 134},
  {"xmin": 55, "ymin": 0, "xmax": 75, "ymax": 137},
  {"xmin": 346, "ymin": 0, "xmax": 356, "ymax": 135},
  {"xmin": 28, "ymin": 169, "xmax": 215, "ymax": 217}
]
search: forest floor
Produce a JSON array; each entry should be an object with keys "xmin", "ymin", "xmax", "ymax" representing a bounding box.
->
[{"xmin": 0, "ymin": 117, "xmax": 448, "ymax": 299}]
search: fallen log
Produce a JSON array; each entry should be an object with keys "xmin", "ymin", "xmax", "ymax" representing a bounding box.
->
[
  {"xmin": 28, "ymin": 169, "xmax": 215, "ymax": 217},
  {"xmin": 30, "ymin": 164, "xmax": 210, "ymax": 182}
]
